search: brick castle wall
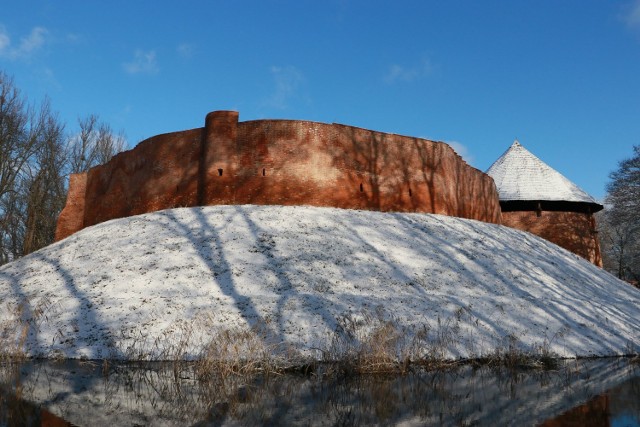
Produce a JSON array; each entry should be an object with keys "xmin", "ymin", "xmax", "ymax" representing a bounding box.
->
[
  {"xmin": 55, "ymin": 110, "xmax": 502, "ymax": 241},
  {"xmin": 54, "ymin": 110, "xmax": 604, "ymax": 267},
  {"xmin": 501, "ymin": 210, "xmax": 602, "ymax": 267},
  {"xmin": 54, "ymin": 173, "xmax": 87, "ymax": 241}
]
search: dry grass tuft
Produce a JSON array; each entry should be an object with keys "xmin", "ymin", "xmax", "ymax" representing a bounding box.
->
[
  {"xmin": 0, "ymin": 300, "xmax": 596, "ymax": 376},
  {"xmin": 322, "ymin": 307, "xmax": 452, "ymax": 374},
  {"xmin": 0, "ymin": 298, "xmax": 55, "ymax": 362}
]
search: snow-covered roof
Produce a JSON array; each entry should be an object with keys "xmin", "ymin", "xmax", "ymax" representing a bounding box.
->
[{"xmin": 486, "ymin": 140, "xmax": 601, "ymax": 206}]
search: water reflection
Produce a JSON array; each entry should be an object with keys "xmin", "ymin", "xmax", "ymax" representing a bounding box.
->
[
  {"xmin": 541, "ymin": 372, "xmax": 640, "ymax": 427},
  {"xmin": 1, "ymin": 359, "xmax": 638, "ymax": 426}
]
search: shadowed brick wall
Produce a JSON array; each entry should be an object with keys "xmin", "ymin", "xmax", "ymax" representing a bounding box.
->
[
  {"xmin": 55, "ymin": 110, "xmax": 503, "ymax": 241},
  {"xmin": 502, "ymin": 210, "xmax": 602, "ymax": 267}
]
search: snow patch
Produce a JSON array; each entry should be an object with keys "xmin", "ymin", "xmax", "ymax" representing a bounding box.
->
[{"xmin": 1, "ymin": 205, "xmax": 638, "ymax": 360}]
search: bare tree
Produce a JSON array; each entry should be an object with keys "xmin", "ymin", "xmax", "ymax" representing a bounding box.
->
[
  {"xmin": 0, "ymin": 72, "xmax": 48, "ymax": 262},
  {"xmin": 68, "ymin": 114, "xmax": 126, "ymax": 174},
  {"xmin": 0, "ymin": 73, "xmax": 36, "ymax": 203},
  {"xmin": 22, "ymin": 102, "xmax": 67, "ymax": 255},
  {"xmin": 19, "ymin": 112, "xmax": 125, "ymax": 257},
  {"xmin": 601, "ymin": 145, "xmax": 640, "ymax": 282},
  {"xmin": 598, "ymin": 209, "xmax": 640, "ymax": 282},
  {"xmin": 0, "ymin": 71, "xmax": 127, "ymax": 262}
]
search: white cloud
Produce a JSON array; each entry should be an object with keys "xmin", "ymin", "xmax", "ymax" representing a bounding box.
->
[
  {"xmin": 0, "ymin": 26, "xmax": 48, "ymax": 60},
  {"xmin": 0, "ymin": 27, "xmax": 9, "ymax": 52},
  {"xmin": 384, "ymin": 59, "xmax": 433, "ymax": 83},
  {"xmin": 39, "ymin": 67, "xmax": 62, "ymax": 91},
  {"xmin": 624, "ymin": 0, "xmax": 640, "ymax": 27},
  {"xmin": 177, "ymin": 43, "xmax": 194, "ymax": 58},
  {"xmin": 266, "ymin": 65, "xmax": 304, "ymax": 109},
  {"xmin": 123, "ymin": 49, "xmax": 159, "ymax": 75},
  {"xmin": 447, "ymin": 141, "xmax": 475, "ymax": 166},
  {"xmin": 19, "ymin": 27, "xmax": 47, "ymax": 53},
  {"xmin": 65, "ymin": 33, "xmax": 84, "ymax": 44}
]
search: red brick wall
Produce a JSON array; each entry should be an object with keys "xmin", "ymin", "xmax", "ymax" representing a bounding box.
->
[
  {"xmin": 55, "ymin": 110, "xmax": 503, "ymax": 241},
  {"xmin": 502, "ymin": 210, "xmax": 603, "ymax": 266},
  {"xmin": 83, "ymin": 127, "xmax": 203, "ymax": 229},
  {"xmin": 54, "ymin": 173, "xmax": 87, "ymax": 241}
]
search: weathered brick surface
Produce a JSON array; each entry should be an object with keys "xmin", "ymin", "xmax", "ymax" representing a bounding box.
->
[
  {"xmin": 55, "ymin": 110, "xmax": 503, "ymax": 241},
  {"xmin": 83, "ymin": 128, "xmax": 203, "ymax": 228},
  {"xmin": 55, "ymin": 111, "xmax": 605, "ymax": 267},
  {"xmin": 502, "ymin": 210, "xmax": 602, "ymax": 267},
  {"xmin": 55, "ymin": 173, "xmax": 88, "ymax": 241}
]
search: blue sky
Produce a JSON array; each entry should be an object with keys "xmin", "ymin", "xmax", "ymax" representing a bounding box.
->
[{"xmin": 2, "ymin": 1, "xmax": 640, "ymax": 200}]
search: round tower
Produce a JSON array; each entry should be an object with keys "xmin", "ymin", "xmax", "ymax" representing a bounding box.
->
[{"xmin": 487, "ymin": 140, "xmax": 603, "ymax": 266}]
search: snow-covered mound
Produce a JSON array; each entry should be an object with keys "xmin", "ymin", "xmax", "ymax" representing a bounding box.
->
[{"xmin": 1, "ymin": 205, "xmax": 638, "ymax": 360}]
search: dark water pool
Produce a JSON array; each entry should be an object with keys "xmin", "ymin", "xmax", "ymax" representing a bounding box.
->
[{"xmin": 1, "ymin": 358, "xmax": 639, "ymax": 426}]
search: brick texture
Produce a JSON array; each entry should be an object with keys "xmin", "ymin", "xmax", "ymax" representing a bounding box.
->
[
  {"xmin": 54, "ymin": 110, "xmax": 604, "ymax": 267},
  {"xmin": 54, "ymin": 173, "xmax": 87, "ymax": 241},
  {"xmin": 502, "ymin": 210, "xmax": 602, "ymax": 267},
  {"xmin": 55, "ymin": 110, "xmax": 502, "ymax": 242}
]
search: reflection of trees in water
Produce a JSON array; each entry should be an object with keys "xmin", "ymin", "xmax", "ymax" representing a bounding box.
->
[{"xmin": 2, "ymin": 360, "xmax": 639, "ymax": 426}]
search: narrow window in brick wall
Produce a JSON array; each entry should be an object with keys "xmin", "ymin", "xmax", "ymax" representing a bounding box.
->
[
  {"xmin": 262, "ymin": 168, "xmax": 266, "ymax": 176},
  {"xmin": 409, "ymin": 188, "xmax": 412, "ymax": 197},
  {"xmin": 218, "ymin": 169, "xmax": 223, "ymax": 176},
  {"xmin": 359, "ymin": 183, "xmax": 363, "ymax": 192}
]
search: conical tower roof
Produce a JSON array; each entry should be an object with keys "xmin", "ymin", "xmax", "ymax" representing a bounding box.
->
[{"xmin": 486, "ymin": 140, "xmax": 602, "ymax": 209}]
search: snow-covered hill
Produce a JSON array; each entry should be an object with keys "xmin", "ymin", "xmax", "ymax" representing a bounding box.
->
[{"xmin": 1, "ymin": 205, "xmax": 638, "ymax": 360}]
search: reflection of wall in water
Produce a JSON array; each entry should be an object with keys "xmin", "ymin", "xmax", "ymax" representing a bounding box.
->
[
  {"xmin": 539, "ymin": 394, "xmax": 610, "ymax": 427},
  {"xmin": 4, "ymin": 360, "xmax": 637, "ymax": 426}
]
